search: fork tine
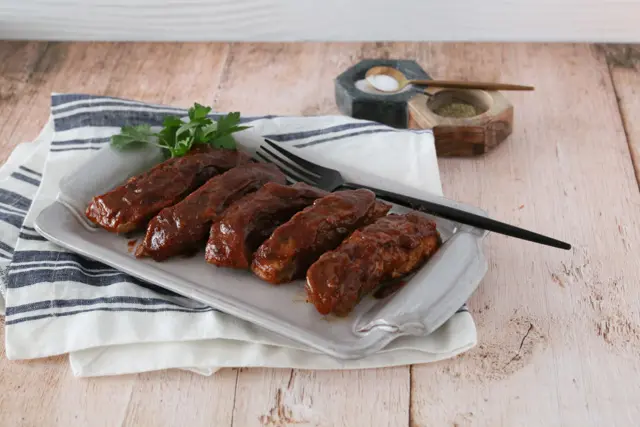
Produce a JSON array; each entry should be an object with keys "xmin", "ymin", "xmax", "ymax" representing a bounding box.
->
[
  {"xmin": 264, "ymin": 139, "xmax": 331, "ymax": 175},
  {"xmin": 256, "ymin": 151, "xmax": 296, "ymax": 181},
  {"xmin": 255, "ymin": 151, "xmax": 273, "ymax": 165},
  {"xmin": 257, "ymin": 150, "xmax": 317, "ymax": 186},
  {"xmin": 261, "ymin": 146, "xmax": 319, "ymax": 182}
]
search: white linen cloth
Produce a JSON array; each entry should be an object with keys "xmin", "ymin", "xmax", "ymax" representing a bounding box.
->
[{"xmin": 0, "ymin": 94, "xmax": 476, "ymax": 377}]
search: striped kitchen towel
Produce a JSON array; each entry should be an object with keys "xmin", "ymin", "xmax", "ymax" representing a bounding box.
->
[{"xmin": 0, "ymin": 94, "xmax": 476, "ymax": 377}]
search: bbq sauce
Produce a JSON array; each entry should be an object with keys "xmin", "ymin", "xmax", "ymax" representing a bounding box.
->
[
  {"xmin": 373, "ymin": 280, "xmax": 407, "ymax": 299},
  {"xmin": 127, "ymin": 239, "xmax": 138, "ymax": 252}
]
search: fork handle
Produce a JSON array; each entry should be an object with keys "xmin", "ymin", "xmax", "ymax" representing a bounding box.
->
[{"xmin": 339, "ymin": 183, "xmax": 571, "ymax": 250}]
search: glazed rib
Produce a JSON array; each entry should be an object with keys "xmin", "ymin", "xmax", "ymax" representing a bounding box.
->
[
  {"xmin": 135, "ymin": 163, "xmax": 286, "ymax": 261},
  {"xmin": 306, "ymin": 213, "xmax": 441, "ymax": 316},
  {"xmin": 206, "ymin": 182, "xmax": 328, "ymax": 269},
  {"xmin": 251, "ymin": 189, "xmax": 391, "ymax": 284},
  {"xmin": 85, "ymin": 147, "xmax": 251, "ymax": 233}
]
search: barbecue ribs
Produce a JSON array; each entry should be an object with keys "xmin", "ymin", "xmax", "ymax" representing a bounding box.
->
[
  {"xmin": 135, "ymin": 162, "xmax": 286, "ymax": 261},
  {"xmin": 306, "ymin": 213, "xmax": 441, "ymax": 316},
  {"xmin": 85, "ymin": 147, "xmax": 251, "ymax": 233},
  {"xmin": 205, "ymin": 182, "xmax": 328, "ymax": 269},
  {"xmin": 251, "ymin": 189, "xmax": 391, "ymax": 284}
]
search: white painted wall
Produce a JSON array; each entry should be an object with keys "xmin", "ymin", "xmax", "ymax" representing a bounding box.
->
[{"xmin": 1, "ymin": 0, "xmax": 639, "ymax": 42}]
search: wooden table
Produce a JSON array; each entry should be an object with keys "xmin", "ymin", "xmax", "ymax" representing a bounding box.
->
[{"xmin": 1, "ymin": 41, "xmax": 640, "ymax": 427}]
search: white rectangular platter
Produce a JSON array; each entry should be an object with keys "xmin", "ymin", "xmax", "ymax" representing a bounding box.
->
[{"xmin": 35, "ymin": 142, "xmax": 488, "ymax": 359}]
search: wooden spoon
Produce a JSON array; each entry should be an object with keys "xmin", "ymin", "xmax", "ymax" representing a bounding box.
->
[{"xmin": 365, "ymin": 66, "xmax": 534, "ymax": 93}]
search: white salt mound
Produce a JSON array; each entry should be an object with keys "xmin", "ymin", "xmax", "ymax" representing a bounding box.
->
[{"xmin": 367, "ymin": 74, "xmax": 400, "ymax": 92}]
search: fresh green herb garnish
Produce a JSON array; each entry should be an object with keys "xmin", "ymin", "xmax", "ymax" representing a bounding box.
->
[
  {"xmin": 110, "ymin": 124, "xmax": 156, "ymax": 150},
  {"xmin": 110, "ymin": 103, "xmax": 250, "ymax": 157}
]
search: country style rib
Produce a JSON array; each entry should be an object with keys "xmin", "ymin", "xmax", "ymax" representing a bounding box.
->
[
  {"xmin": 135, "ymin": 162, "xmax": 286, "ymax": 261},
  {"xmin": 306, "ymin": 213, "xmax": 441, "ymax": 316},
  {"xmin": 206, "ymin": 182, "xmax": 328, "ymax": 269},
  {"xmin": 85, "ymin": 147, "xmax": 251, "ymax": 233},
  {"xmin": 251, "ymin": 189, "xmax": 391, "ymax": 284}
]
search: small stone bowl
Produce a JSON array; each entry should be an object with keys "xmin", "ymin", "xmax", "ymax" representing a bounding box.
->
[{"xmin": 334, "ymin": 59, "xmax": 431, "ymax": 129}]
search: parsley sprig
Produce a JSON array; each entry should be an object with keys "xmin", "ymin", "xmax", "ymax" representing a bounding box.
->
[{"xmin": 111, "ymin": 103, "xmax": 250, "ymax": 157}]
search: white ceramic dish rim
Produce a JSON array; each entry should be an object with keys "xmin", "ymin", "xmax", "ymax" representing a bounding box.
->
[{"xmin": 34, "ymin": 142, "xmax": 489, "ymax": 359}]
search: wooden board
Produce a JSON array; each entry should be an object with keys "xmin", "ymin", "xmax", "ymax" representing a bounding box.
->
[
  {"xmin": 214, "ymin": 42, "xmax": 412, "ymax": 427},
  {"xmin": 410, "ymin": 42, "xmax": 640, "ymax": 427},
  {"xmin": 605, "ymin": 44, "xmax": 640, "ymax": 184},
  {"xmin": 2, "ymin": 1, "xmax": 640, "ymax": 43},
  {"xmin": 0, "ymin": 41, "xmax": 240, "ymax": 427},
  {"xmin": 1, "ymin": 41, "xmax": 640, "ymax": 427}
]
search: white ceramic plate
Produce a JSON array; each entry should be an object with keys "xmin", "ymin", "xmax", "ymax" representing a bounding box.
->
[{"xmin": 35, "ymin": 143, "xmax": 488, "ymax": 359}]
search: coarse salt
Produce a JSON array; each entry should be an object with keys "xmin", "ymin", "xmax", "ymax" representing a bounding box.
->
[{"xmin": 367, "ymin": 74, "xmax": 400, "ymax": 92}]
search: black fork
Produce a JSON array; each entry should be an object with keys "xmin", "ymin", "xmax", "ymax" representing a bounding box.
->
[{"xmin": 256, "ymin": 139, "xmax": 571, "ymax": 251}]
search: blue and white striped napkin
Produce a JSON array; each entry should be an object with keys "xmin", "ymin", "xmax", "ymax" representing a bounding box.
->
[{"xmin": 0, "ymin": 94, "xmax": 476, "ymax": 377}]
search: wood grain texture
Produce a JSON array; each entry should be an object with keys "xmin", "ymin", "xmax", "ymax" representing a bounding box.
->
[
  {"xmin": 2, "ymin": 0, "xmax": 640, "ymax": 42},
  {"xmin": 230, "ymin": 368, "xmax": 409, "ymax": 427},
  {"xmin": 214, "ymin": 42, "xmax": 349, "ymax": 116},
  {"xmin": 0, "ymin": 42, "xmax": 231, "ymax": 164},
  {"xmin": 605, "ymin": 44, "xmax": 640, "ymax": 186},
  {"xmin": 0, "ymin": 41, "xmax": 239, "ymax": 427},
  {"xmin": 408, "ymin": 90, "xmax": 514, "ymax": 156},
  {"xmin": 2, "ymin": 41, "xmax": 640, "ymax": 427},
  {"xmin": 0, "ymin": 41, "xmax": 52, "ymax": 164},
  {"xmin": 215, "ymin": 42, "xmax": 414, "ymax": 427},
  {"xmin": 410, "ymin": 43, "xmax": 640, "ymax": 427}
]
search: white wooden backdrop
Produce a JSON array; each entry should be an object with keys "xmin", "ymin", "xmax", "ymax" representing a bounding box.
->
[{"xmin": 1, "ymin": 0, "xmax": 640, "ymax": 42}]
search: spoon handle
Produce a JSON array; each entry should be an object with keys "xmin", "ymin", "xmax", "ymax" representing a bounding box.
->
[{"xmin": 409, "ymin": 79, "xmax": 534, "ymax": 91}]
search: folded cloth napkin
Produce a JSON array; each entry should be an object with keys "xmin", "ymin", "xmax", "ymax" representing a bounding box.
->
[{"xmin": 0, "ymin": 94, "xmax": 476, "ymax": 377}]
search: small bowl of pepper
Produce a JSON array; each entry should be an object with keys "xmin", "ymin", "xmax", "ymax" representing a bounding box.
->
[{"xmin": 408, "ymin": 89, "xmax": 514, "ymax": 157}]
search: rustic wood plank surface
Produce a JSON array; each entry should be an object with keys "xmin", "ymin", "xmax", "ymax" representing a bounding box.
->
[
  {"xmin": 1, "ymin": 41, "xmax": 639, "ymax": 427},
  {"xmin": 606, "ymin": 45, "xmax": 640, "ymax": 184},
  {"xmin": 0, "ymin": 41, "xmax": 240, "ymax": 427},
  {"xmin": 410, "ymin": 43, "xmax": 640, "ymax": 427}
]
